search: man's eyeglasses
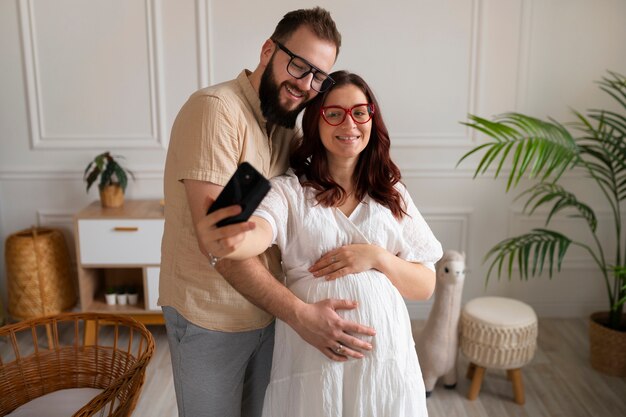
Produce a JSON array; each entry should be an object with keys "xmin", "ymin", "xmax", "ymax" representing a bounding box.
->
[
  {"xmin": 272, "ymin": 39, "xmax": 335, "ymax": 93},
  {"xmin": 321, "ymin": 104, "xmax": 376, "ymax": 126}
]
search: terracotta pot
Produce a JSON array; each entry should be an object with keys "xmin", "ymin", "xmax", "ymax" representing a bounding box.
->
[
  {"xmin": 589, "ymin": 312, "xmax": 626, "ymax": 377},
  {"xmin": 100, "ymin": 184, "xmax": 124, "ymax": 208}
]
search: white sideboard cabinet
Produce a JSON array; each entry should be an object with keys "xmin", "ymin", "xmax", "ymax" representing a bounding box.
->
[{"xmin": 74, "ymin": 200, "xmax": 165, "ymax": 328}]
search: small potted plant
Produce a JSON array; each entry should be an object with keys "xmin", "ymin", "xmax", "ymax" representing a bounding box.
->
[
  {"xmin": 127, "ymin": 287, "xmax": 139, "ymax": 306},
  {"xmin": 116, "ymin": 287, "xmax": 128, "ymax": 306},
  {"xmin": 104, "ymin": 287, "xmax": 117, "ymax": 306},
  {"xmin": 84, "ymin": 151, "xmax": 134, "ymax": 208}
]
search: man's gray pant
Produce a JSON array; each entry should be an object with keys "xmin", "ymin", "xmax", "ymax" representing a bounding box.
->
[{"xmin": 162, "ymin": 306, "xmax": 275, "ymax": 417}]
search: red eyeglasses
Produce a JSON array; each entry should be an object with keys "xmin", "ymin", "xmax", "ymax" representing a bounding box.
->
[{"xmin": 320, "ymin": 103, "xmax": 375, "ymax": 126}]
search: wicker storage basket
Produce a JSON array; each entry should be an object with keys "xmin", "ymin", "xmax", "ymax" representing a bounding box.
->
[
  {"xmin": 5, "ymin": 227, "xmax": 76, "ymax": 319},
  {"xmin": 589, "ymin": 312, "xmax": 626, "ymax": 377},
  {"xmin": 0, "ymin": 312, "xmax": 155, "ymax": 416},
  {"xmin": 0, "ymin": 297, "xmax": 4, "ymax": 327}
]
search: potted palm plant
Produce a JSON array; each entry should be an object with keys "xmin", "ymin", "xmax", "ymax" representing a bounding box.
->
[
  {"xmin": 457, "ymin": 71, "xmax": 626, "ymax": 376},
  {"xmin": 84, "ymin": 151, "xmax": 134, "ymax": 208}
]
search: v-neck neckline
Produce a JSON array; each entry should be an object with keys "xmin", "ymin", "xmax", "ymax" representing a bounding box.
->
[{"xmin": 335, "ymin": 197, "xmax": 364, "ymax": 221}]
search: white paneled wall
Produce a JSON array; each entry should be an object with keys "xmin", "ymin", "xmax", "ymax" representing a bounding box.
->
[
  {"xmin": 1, "ymin": 0, "xmax": 625, "ymax": 319},
  {"xmin": 18, "ymin": 0, "xmax": 166, "ymax": 149}
]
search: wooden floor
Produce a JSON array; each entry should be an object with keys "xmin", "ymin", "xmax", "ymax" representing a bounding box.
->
[
  {"xmin": 129, "ymin": 318, "xmax": 626, "ymax": 417},
  {"xmin": 2, "ymin": 318, "xmax": 624, "ymax": 416}
]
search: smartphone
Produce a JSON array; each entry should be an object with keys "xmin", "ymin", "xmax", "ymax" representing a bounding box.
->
[{"xmin": 206, "ymin": 162, "xmax": 271, "ymax": 227}]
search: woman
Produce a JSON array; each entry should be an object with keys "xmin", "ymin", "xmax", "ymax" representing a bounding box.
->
[{"xmin": 225, "ymin": 71, "xmax": 442, "ymax": 416}]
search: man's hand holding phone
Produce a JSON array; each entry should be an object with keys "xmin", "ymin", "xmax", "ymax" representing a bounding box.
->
[
  {"xmin": 200, "ymin": 202, "xmax": 254, "ymax": 260},
  {"xmin": 196, "ymin": 162, "xmax": 271, "ymax": 261},
  {"xmin": 206, "ymin": 162, "xmax": 271, "ymax": 225}
]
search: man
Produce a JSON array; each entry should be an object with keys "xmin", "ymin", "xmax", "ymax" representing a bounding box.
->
[{"xmin": 159, "ymin": 8, "xmax": 376, "ymax": 417}]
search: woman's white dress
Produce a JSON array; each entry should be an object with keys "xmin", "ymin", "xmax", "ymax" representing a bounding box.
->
[{"xmin": 254, "ymin": 170, "xmax": 442, "ymax": 417}]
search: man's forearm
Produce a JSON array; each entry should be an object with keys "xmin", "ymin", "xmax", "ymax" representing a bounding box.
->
[{"xmin": 215, "ymin": 256, "xmax": 303, "ymax": 326}]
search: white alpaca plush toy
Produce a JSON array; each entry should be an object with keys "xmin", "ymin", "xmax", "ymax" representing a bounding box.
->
[{"xmin": 415, "ymin": 250, "xmax": 466, "ymax": 397}]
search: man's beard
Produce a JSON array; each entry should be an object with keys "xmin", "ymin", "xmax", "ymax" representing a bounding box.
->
[{"xmin": 259, "ymin": 60, "xmax": 309, "ymax": 129}]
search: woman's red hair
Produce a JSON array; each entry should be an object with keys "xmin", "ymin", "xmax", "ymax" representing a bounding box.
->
[{"xmin": 291, "ymin": 71, "xmax": 407, "ymax": 219}]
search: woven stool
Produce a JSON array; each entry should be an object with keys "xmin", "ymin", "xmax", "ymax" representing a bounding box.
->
[{"xmin": 460, "ymin": 296, "xmax": 537, "ymax": 404}]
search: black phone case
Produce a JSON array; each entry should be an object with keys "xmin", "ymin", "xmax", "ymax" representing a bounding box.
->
[{"xmin": 206, "ymin": 162, "xmax": 271, "ymax": 227}]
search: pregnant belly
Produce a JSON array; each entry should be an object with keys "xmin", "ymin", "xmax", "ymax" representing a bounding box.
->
[{"xmin": 287, "ymin": 271, "xmax": 413, "ymax": 354}]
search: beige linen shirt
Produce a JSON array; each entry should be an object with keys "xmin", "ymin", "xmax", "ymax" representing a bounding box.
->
[{"xmin": 159, "ymin": 70, "xmax": 294, "ymax": 331}]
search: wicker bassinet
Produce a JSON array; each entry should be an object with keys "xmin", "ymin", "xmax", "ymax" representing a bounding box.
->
[{"xmin": 0, "ymin": 313, "xmax": 155, "ymax": 416}]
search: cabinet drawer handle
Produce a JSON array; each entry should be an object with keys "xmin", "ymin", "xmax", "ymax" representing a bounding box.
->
[{"xmin": 113, "ymin": 227, "xmax": 139, "ymax": 232}]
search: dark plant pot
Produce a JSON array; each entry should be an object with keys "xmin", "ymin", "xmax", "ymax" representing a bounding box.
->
[
  {"xmin": 589, "ymin": 312, "xmax": 626, "ymax": 377},
  {"xmin": 100, "ymin": 185, "xmax": 124, "ymax": 208}
]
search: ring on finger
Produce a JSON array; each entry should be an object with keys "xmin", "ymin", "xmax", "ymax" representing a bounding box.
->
[
  {"xmin": 208, "ymin": 253, "xmax": 220, "ymax": 267},
  {"xmin": 332, "ymin": 256, "xmax": 337, "ymax": 263},
  {"xmin": 334, "ymin": 343, "xmax": 344, "ymax": 355}
]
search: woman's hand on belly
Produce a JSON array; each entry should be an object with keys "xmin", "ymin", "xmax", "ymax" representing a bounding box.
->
[{"xmin": 309, "ymin": 244, "xmax": 385, "ymax": 281}]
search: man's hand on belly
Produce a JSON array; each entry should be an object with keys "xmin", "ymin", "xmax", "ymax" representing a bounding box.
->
[{"xmin": 287, "ymin": 299, "xmax": 376, "ymax": 361}]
